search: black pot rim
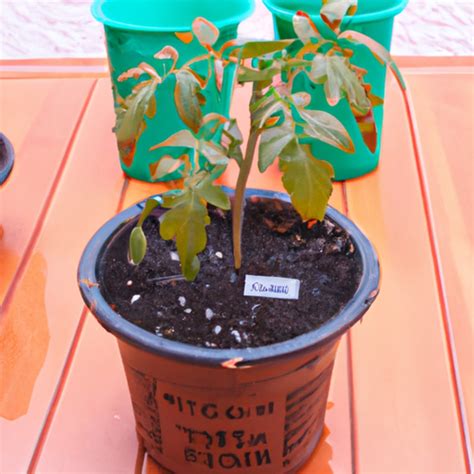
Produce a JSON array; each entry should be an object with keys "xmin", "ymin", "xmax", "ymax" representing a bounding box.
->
[
  {"xmin": 78, "ymin": 188, "xmax": 380, "ymax": 367},
  {"xmin": 0, "ymin": 133, "xmax": 15, "ymax": 185}
]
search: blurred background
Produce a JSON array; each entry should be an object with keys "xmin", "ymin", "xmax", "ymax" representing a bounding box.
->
[{"xmin": 0, "ymin": 0, "xmax": 473, "ymax": 59}]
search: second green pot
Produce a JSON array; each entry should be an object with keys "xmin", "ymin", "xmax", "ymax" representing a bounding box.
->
[
  {"xmin": 92, "ymin": 0, "xmax": 254, "ymax": 182},
  {"xmin": 263, "ymin": 0, "xmax": 408, "ymax": 180}
]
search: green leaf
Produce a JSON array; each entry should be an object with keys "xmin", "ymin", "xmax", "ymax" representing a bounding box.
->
[
  {"xmin": 279, "ymin": 140, "xmax": 334, "ymax": 221},
  {"xmin": 114, "ymin": 79, "xmax": 159, "ymax": 167},
  {"xmin": 308, "ymin": 54, "xmax": 328, "ymax": 84},
  {"xmin": 299, "ymin": 109, "xmax": 354, "ymax": 152},
  {"xmin": 150, "ymin": 129, "xmax": 196, "ymax": 151},
  {"xmin": 339, "ymin": 30, "xmax": 406, "ymax": 90},
  {"xmin": 198, "ymin": 140, "xmax": 229, "ymax": 165},
  {"xmin": 223, "ymin": 119, "xmax": 244, "ymax": 165},
  {"xmin": 199, "ymin": 113, "xmax": 228, "ymax": 141},
  {"xmin": 149, "ymin": 157, "xmax": 182, "ymax": 180},
  {"xmin": 192, "ymin": 17, "xmax": 220, "ymax": 47},
  {"xmin": 233, "ymin": 40, "xmax": 294, "ymax": 59},
  {"xmin": 153, "ymin": 45, "xmax": 179, "ymax": 71},
  {"xmin": 258, "ymin": 121, "xmax": 295, "ymax": 172},
  {"xmin": 159, "ymin": 190, "xmax": 210, "ymax": 281},
  {"xmin": 117, "ymin": 62, "xmax": 160, "ymax": 82},
  {"xmin": 321, "ymin": 0, "xmax": 358, "ymax": 33},
  {"xmin": 175, "ymin": 69, "xmax": 203, "ymax": 133},
  {"xmin": 324, "ymin": 55, "xmax": 371, "ymax": 113},
  {"xmin": 238, "ymin": 65, "xmax": 281, "ymax": 83},
  {"xmin": 197, "ymin": 175, "xmax": 231, "ymax": 210},
  {"xmin": 129, "ymin": 227, "xmax": 147, "ymax": 265},
  {"xmin": 293, "ymin": 11, "xmax": 322, "ymax": 43}
]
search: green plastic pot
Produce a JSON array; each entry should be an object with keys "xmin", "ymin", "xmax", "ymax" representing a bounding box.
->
[
  {"xmin": 92, "ymin": 0, "xmax": 254, "ymax": 182},
  {"xmin": 262, "ymin": 0, "xmax": 408, "ymax": 180}
]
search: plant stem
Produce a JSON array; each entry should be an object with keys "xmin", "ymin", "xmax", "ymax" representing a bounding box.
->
[{"xmin": 232, "ymin": 83, "xmax": 263, "ymax": 270}]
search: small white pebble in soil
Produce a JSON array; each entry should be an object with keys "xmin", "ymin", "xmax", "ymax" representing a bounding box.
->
[
  {"xmin": 184, "ymin": 308, "xmax": 192, "ymax": 314},
  {"xmin": 213, "ymin": 325, "xmax": 222, "ymax": 335},
  {"xmin": 231, "ymin": 330, "xmax": 242, "ymax": 343},
  {"xmin": 131, "ymin": 294, "xmax": 141, "ymax": 304},
  {"xmin": 205, "ymin": 308, "xmax": 215, "ymax": 320},
  {"xmin": 178, "ymin": 296, "xmax": 186, "ymax": 307},
  {"xmin": 126, "ymin": 280, "xmax": 133, "ymax": 287},
  {"xmin": 205, "ymin": 284, "xmax": 210, "ymax": 289},
  {"xmin": 205, "ymin": 341, "xmax": 217, "ymax": 348},
  {"xmin": 215, "ymin": 251, "xmax": 223, "ymax": 259},
  {"xmin": 157, "ymin": 311, "xmax": 163, "ymax": 317},
  {"xmin": 170, "ymin": 251, "xmax": 180, "ymax": 262}
]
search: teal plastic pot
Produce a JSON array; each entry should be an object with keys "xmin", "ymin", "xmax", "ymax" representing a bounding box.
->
[
  {"xmin": 262, "ymin": 0, "xmax": 408, "ymax": 180},
  {"xmin": 92, "ymin": 0, "xmax": 254, "ymax": 182}
]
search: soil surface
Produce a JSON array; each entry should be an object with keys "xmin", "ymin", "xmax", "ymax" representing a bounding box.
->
[{"xmin": 100, "ymin": 198, "xmax": 362, "ymax": 349}]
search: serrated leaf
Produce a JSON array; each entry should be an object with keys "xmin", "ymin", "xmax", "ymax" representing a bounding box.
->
[
  {"xmin": 293, "ymin": 11, "xmax": 322, "ymax": 43},
  {"xmin": 159, "ymin": 190, "xmax": 210, "ymax": 281},
  {"xmin": 154, "ymin": 45, "xmax": 179, "ymax": 70},
  {"xmin": 324, "ymin": 55, "xmax": 371, "ymax": 113},
  {"xmin": 238, "ymin": 65, "xmax": 281, "ymax": 83},
  {"xmin": 200, "ymin": 113, "xmax": 228, "ymax": 141},
  {"xmin": 258, "ymin": 121, "xmax": 295, "ymax": 172},
  {"xmin": 198, "ymin": 140, "xmax": 229, "ymax": 165},
  {"xmin": 149, "ymin": 157, "xmax": 182, "ymax": 180},
  {"xmin": 129, "ymin": 227, "xmax": 147, "ymax": 265},
  {"xmin": 279, "ymin": 140, "xmax": 334, "ymax": 221},
  {"xmin": 233, "ymin": 40, "xmax": 294, "ymax": 59},
  {"xmin": 175, "ymin": 69, "xmax": 203, "ymax": 133},
  {"xmin": 192, "ymin": 17, "xmax": 219, "ymax": 47},
  {"xmin": 339, "ymin": 30, "xmax": 406, "ymax": 90},
  {"xmin": 321, "ymin": 0, "xmax": 358, "ymax": 33},
  {"xmin": 117, "ymin": 62, "xmax": 160, "ymax": 82},
  {"xmin": 114, "ymin": 79, "xmax": 159, "ymax": 167},
  {"xmin": 309, "ymin": 54, "xmax": 328, "ymax": 83},
  {"xmin": 223, "ymin": 119, "xmax": 244, "ymax": 165},
  {"xmin": 300, "ymin": 109, "xmax": 354, "ymax": 152},
  {"xmin": 197, "ymin": 175, "xmax": 230, "ymax": 210},
  {"xmin": 150, "ymin": 129, "xmax": 196, "ymax": 151}
]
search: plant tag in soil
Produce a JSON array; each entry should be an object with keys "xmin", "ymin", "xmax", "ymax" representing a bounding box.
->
[{"xmin": 244, "ymin": 275, "xmax": 300, "ymax": 300}]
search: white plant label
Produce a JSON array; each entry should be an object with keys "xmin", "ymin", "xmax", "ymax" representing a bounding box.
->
[{"xmin": 244, "ymin": 275, "xmax": 300, "ymax": 300}]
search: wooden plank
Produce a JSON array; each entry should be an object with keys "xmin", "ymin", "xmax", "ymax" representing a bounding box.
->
[
  {"xmin": 345, "ymin": 73, "xmax": 467, "ymax": 472},
  {"xmin": 35, "ymin": 84, "xmax": 353, "ymax": 473},
  {"xmin": 0, "ymin": 79, "xmax": 125, "ymax": 473},
  {"xmin": 0, "ymin": 78, "xmax": 95, "ymax": 303},
  {"xmin": 404, "ymin": 69, "xmax": 473, "ymax": 454}
]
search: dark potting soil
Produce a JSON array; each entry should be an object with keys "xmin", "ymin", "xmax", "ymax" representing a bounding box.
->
[{"xmin": 100, "ymin": 198, "xmax": 362, "ymax": 349}]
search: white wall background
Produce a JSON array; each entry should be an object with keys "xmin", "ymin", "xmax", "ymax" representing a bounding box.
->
[{"xmin": 0, "ymin": 0, "xmax": 473, "ymax": 59}]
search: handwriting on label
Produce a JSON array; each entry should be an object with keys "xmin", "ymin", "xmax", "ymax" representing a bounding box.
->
[{"xmin": 244, "ymin": 275, "xmax": 300, "ymax": 300}]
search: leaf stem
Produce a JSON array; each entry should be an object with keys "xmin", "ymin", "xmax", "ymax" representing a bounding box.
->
[{"xmin": 232, "ymin": 83, "xmax": 264, "ymax": 270}]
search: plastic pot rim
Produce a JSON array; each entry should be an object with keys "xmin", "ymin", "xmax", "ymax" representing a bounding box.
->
[
  {"xmin": 262, "ymin": 0, "xmax": 408, "ymax": 24},
  {"xmin": 0, "ymin": 132, "xmax": 15, "ymax": 185},
  {"xmin": 91, "ymin": 0, "xmax": 255, "ymax": 32},
  {"xmin": 78, "ymin": 188, "xmax": 380, "ymax": 368}
]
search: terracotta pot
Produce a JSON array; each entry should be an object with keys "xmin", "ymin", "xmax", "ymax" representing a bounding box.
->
[{"xmin": 78, "ymin": 189, "xmax": 380, "ymax": 473}]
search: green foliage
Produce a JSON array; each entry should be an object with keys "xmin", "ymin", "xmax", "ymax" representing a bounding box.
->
[{"xmin": 125, "ymin": 0, "xmax": 402, "ymax": 279}]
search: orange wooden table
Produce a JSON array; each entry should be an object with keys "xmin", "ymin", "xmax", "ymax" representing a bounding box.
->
[{"xmin": 0, "ymin": 57, "xmax": 472, "ymax": 473}]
